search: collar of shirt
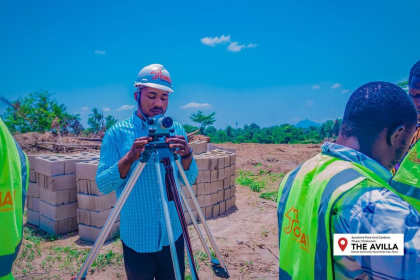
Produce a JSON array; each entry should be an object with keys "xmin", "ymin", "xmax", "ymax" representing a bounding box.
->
[
  {"xmin": 132, "ymin": 111, "xmax": 148, "ymax": 129},
  {"xmin": 321, "ymin": 142, "xmax": 392, "ymax": 182}
]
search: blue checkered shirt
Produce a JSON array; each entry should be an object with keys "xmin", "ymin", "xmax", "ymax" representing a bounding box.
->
[
  {"xmin": 96, "ymin": 112, "xmax": 198, "ymax": 253},
  {"xmin": 324, "ymin": 143, "xmax": 420, "ymax": 279}
]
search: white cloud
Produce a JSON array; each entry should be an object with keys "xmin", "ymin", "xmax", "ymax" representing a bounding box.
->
[
  {"xmin": 227, "ymin": 42, "xmax": 243, "ymax": 52},
  {"xmin": 94, "ymin": 50, "xmax": 106, "ymax": 55},
  {"xmin": 201, "ymin": 35, "xmax": 257, "ymax": 52},
  {"xmin": 332, "ymin": 83, "xmax": 340, "ymax": 89},
  {"xmin": 227, "ymin": 42, "xmax": 257, "ymax": 52},
  {"xmin": 103, "ymin": 107, "xmax": 111, "ymax": 112},
  {"xmin": 81, "ymin": 107, "xmax": 88, "ymax": 110},
  {"xmin": 304, "ymin": 100, "xmax": 314, "ymax": 107},
  {"xmin": 201, "ymin": 35, "xmax": 231, "ymax": 47},
  {"xmin": 312, "ymin": 85, "xmax": 320, "ymax": 90},
  {"xmin": 341, "ymin": 89, "xmax": 350, "ymax": 94},
  {"xmin": 180, "ymin": 102, "xmax": 212, "ymax": 109},
  {"xmin": 117, "ymin": 105, "xmax": 135, "ymax": 111}
]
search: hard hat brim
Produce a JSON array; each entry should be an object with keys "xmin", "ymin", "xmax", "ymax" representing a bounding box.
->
[{"xmin": 134, "ymin": 82, "xmax": 174, "ymax": 93}]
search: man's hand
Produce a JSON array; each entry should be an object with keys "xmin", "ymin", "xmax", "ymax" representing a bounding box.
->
[
  {"xmin": 118, "ymin": 136, "xmax": 152, "ymax": 179},
  {"xmin": 165, "ymin": 135, "xmax": 190, "ymax": 157},
  {"xmin": 126, "ymin": 137, "xmax": 153, "ymax": 163}
]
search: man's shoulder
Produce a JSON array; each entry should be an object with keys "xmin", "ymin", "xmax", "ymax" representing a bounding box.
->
[
  {"xmin": 340, "ymin": 181, "xmax": 417, "ymax": 222},
  {"xmin": 172, "ymin": 121, "xmax": 186, "ymax": 134},
  {"xmin": 104, "ymin": 117, "xmax": 133, "ymax": 137}
]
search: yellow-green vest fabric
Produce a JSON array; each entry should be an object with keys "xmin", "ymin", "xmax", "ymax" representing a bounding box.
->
[
  {"xmin": 277, "ymin": 153, "xmax": 398, "ymax": 279},
  {"xmin": 391, "ymin": 140, "xmax": 420, "ymax": 214},
  {"xmin": 0, "ymin": 118, "xmax": 29, "ymax": 280}
]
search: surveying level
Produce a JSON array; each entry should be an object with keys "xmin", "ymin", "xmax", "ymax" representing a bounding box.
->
[{"xmin": 72, "ymin": 115, "xmax": 229, "ymax": 280}]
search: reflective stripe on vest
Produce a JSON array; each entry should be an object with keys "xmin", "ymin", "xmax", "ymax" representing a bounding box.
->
[
  {"xmin": 315, "ymin": 169, "xmax": 365, "ymax": 280},
  {"xmin": 0, "ymin": 118, "xmax": 29, "ymax": 278},
  {"xmin": 277, "ymin": 154, "xmax": 392, "ymax": 280}
]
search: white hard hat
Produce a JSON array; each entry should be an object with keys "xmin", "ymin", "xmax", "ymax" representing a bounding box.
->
[{"xmin": 134, "ymin": 64, "xmax": 174, "ymax": 93}]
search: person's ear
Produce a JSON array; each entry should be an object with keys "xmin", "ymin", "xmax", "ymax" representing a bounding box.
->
[
  {"xmin": 389, "ymin": 125, "xmax": 405, "ymax": 146},
  {"xmin": 134, "ymin": 91, "xmax": 138, "ymax": 102}
]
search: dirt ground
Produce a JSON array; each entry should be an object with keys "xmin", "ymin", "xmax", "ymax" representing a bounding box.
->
[{"xmin": 13, "ymin": 140, "xmax": 321, "ymax": 280}]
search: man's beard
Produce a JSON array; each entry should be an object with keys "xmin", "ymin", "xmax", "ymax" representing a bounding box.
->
[{"xmin": 391, "ymin": 139, "xmax": 408, "ymax": 169}]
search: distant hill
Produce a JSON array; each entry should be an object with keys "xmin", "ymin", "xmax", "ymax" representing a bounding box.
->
[{"xmin": 295, "ymin": 119, "xmax": 321, "ymax": 128}]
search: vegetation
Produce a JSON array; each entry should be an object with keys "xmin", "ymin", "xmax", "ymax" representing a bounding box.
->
[
  {"xmin": 1, "ymin": 92, "xmax": 342, "ymax": 144},
  {"xmin": 236, "ymin": 169, "xmax": 285, "ymax": 193},
  {"xmin": 13, "ymin": 226, "xmax": 124, "ymax": 279},
  {"xmin": 1, "ymin": 91, "xmax": 84, "ymax": 134},
  {"xmin": 1, "ymin": 91, "xmax": 118, "ymax": 135},
  {"xmin": 190, "ymin": 111, "xmax": 216, "ymax": 134},
  {"xmin": 203, "ymin": 119, "xmax": 342, "ymax": 144}
]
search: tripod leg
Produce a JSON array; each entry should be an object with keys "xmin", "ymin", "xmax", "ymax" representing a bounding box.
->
[
  {"xmin": 185, "ymin": 236, "xmax": 198, "ymax": 280},
  {"xmin": 175, "ymin": 159, "xmax": 229, "ymax": 273},
  {"xmin": 154, "ymin": 156, "xmax": 182, "ymax": 280},
  {"xmin": 75, "ymin": 161, "xmax": 147, "ymax": 280},
  {"xmin": 176, "ymin": 174, "xmax": 212, "ymax": 263}
]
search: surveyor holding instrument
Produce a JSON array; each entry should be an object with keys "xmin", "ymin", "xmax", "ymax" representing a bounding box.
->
[
  {"xmin": 0, "ymin": 117, "xmax": 29, "ymax": 280},
  {"xmin": 277, "ymin": 81, "xmax": 420, "ymax": 279},
  {"xmin": 96, "ymin": 64, "xmax": 198, "ymax": 280}
]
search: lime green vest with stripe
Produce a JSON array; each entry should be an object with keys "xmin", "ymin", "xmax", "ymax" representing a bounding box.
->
[
  {"xmin": 390, "ymin": 140, "xmax": 420, "ymax": 214},
  {"xmin": 277, "ymin": 153, "xmax": 403, "ymax": 280},
  {"xmin": 0, "ymin": 118, "xmax": 29, "ymax": 280}
]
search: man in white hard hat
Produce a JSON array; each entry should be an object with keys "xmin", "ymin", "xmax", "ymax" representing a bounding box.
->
[{"xmin": 96, "ymin": 64, "xmax": 198, "ymax": 279}]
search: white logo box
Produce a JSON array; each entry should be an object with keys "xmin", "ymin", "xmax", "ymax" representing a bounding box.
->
[{"xmin": 333, "ymin": 234, "xmax": 404, "ymax": 256}]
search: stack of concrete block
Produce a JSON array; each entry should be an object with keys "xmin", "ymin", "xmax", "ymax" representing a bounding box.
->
[
  {"xmin": 189, "ymin": 141, "xmax": 207, "ymax": 155},
  {"xmin": 182, "ymin": 144, "xmax": 237, "ymax": 225},
  {"xmin": 26, "ymin": 155, "xmax": 41, "ymax": 226},
  {"xmin": 76, "ymin": 161, "xmax": 119, "ymax": 242},
  {"xmin": 34, "ymin": 153, "xmax": 99, "ymax": 234}
]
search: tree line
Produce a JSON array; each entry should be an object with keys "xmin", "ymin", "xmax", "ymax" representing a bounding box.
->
[
  {"xmin": 1, "ymin": 91, "xmax": 117, "ymax": 135},
  {"xmin": 1, "ymin": 91, "xmax": 341, "ymax": 143},
  {"xmin": 184, "ymin": 110, "xmax": 341, "ymax": 144}
]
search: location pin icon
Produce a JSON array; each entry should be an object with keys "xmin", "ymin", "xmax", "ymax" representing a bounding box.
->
[{"xmin": 338, "ymin": 237, "xmax": 348, "ymax": 252}]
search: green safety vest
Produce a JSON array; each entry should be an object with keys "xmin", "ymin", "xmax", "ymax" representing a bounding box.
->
[
  {"xmin": 390, "ymin": 140, "xmax": 420, "ymax": 214},
  {"xmin": 0, "ymin": 118, "xmax": 29, "ymax": 280},
  {"xmin": 277, "ymin": 153, "xmax": 408, "ymax": 280}
]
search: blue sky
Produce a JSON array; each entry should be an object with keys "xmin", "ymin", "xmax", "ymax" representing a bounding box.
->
[{"xmin": 1, "ymin": 0, "xmax": 419, "ymax": 129}]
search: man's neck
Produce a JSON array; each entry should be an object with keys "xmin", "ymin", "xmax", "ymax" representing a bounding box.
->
[{"xmin": 136, "ymin": 109, "xmax": 146, "ymax": 122}]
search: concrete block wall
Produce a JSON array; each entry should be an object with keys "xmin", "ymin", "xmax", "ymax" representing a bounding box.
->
[
  {"xmin": 183, "ymin": 142, "xmax": 237, "ymax": 225},
  {"xmin": 26, "ymin": 155, "xmax": 42, "ymax": 226},
  {"xmin": 75, "ymin": 161, "xmax": 120, "ymax": 243},
  {"xmin": 29, "ymin": 153, "xmax": 100, "ymax": 234}
]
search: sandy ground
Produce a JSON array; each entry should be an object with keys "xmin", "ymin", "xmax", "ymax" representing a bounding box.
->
[{"xmin": 12, "ymin": 141, "xmax": 321, "ymax": 280}]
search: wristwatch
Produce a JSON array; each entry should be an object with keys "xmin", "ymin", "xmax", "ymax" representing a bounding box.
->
[{"xmin": 181, "ymin": 147, "xmax": 193, "ymax": 160}]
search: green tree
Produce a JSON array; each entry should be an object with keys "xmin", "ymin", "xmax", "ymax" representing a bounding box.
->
[
  {"xmin": 398, "ymin": 80, "xmax": 409, "ymax": 93},
  {"xmin": 190, "ymin": 111, "xmax": 216, "ymax": 134},
  {"xmin": 105, "ymin": 115, "xmax": 118, "ymax": 130},
  {"xmin": 225, "ymin": 125, "xmax": 234, "ymax": 142},
  {"xmin": 1, "ymin": 91, "xmax": 83, "ymax": 133},
  {"xmin": 88, "ymin": 108, "xmax": 104, "ymax": 133},
  {"xmin": 182, "ymin": 124, "xmax": 199, "ymax": 134}
]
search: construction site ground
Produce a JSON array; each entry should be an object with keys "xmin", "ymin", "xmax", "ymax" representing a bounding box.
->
[{"xmin": 13, "ymin": 140, "xmax": 321, "ymax": 280}]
